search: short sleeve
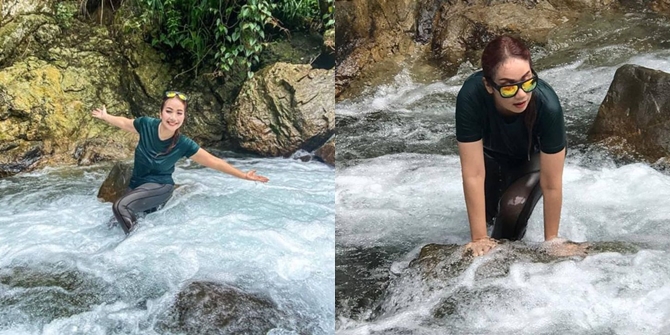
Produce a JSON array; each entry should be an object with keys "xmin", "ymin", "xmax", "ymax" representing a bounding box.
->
[
  {"xmin": 455, "ymin": 76, "xmax": 485, "ymax": 143},
  {"xmin": 133, "ymin": 116, "xmax": 147, "ymax": 133},
  {"xmin": 536, "ymin": 83, "xmax": 567, "ymax": 154},
  {"xmin": 181, "ymin": 136, "xmax": 200, "ymax": 158}
]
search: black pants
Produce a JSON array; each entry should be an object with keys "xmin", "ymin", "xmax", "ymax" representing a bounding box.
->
[
  {"xmin": 485, "ymin": 152, "xmax": 542, "ymax": 241},
  {"xmin": 112, "ymin": 183, "xmax": 174, "ymax": 234}
]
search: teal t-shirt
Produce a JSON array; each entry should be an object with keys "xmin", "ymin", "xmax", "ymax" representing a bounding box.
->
[
  {"xmin": 455, "ymin": 71, "xmax": 566, "ymax": 160},
  {"xmin": 129, "ymin": 117, "xmax": 200, "ymax": 189}
]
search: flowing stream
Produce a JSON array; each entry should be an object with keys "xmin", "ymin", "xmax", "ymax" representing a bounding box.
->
[
  {"xmin": 336, "ymin": 12, "xmax": 670, "ymax": 334},
  {"xmin": 0, "ymin": 154, "xmax": 334, "ymax": 334}
]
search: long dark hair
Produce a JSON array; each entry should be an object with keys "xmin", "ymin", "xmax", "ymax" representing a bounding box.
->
[
  {"xmin": 156, "ymin": 96, "xmax": 188, "ymax": 157},
  {"xmin": 481, "ymin": 35, "xmax": 537, "ymax": 158}
]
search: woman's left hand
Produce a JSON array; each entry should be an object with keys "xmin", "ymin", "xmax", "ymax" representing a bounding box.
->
[{"xmin": 245, "ymin": 170, "xmax": 269, "ymax": 183}]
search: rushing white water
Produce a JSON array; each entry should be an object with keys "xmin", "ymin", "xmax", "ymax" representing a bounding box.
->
[
  {"xmin": 0, "ymin": 155, "xmax": 334, "ymax": 334},
  {"xmin": 335, "ymin": 34, "xmax": 670, "ymax": 334}
]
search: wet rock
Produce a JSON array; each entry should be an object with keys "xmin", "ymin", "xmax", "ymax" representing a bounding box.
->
[
  {"xmin": 227, "ymin": 62, "xmax": 335, "ymax": 157},
  {"xmin": 97, "ymin": 161, "xmax": 133, "ymax": 203},
  {"xmin": 411, "ymin": 241, "xmax": 638, "ymax": 279},
  {"xmin": 371, "ymin": 241, "xmax": 638, "ymax": 318},
  {"xmin": 335, "ymin": 0, "xmax": 619, "ymax": 99},
  {"xmin": 335, "ymin": 0, "xmax": 424, "ymax": 98},
  {"xmin": 416, "ymin": 0, "xmax": 442, "ymax": 44},
  {"xmin": 0, "ymin": 262, "xmax": 118, "ymax": 324},
  {"xmin": 652, "ymin": 0, "xmax": 670, "ymax": 15},
  {"xmin": 314, "ymin": 137, "xmax": 335, "ymax": 166},
  {"xmin": 430, "ymin": 1, "xmax": 570, "ymax": 70},
  {"xmin": 589, "ymin": 64, "xmax": 670, "ymax": 162},
  {"xmin": 0, "ymin": 144, "xmax": 42, "ymax": 178},
  {"xmin": 160, "ymin": 281, "xmax": 286, "ymax": 334}
]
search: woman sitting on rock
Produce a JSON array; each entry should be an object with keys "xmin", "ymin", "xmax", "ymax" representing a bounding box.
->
[
  {"xmin": 92, "ymin": 91, "xmax": 269, "ymax": 234},
  {"xmin": 456, "ymin": 35, "xmax": 570, "ymax": 256}
]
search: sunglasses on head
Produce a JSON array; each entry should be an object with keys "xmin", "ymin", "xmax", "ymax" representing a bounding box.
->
[
  {"xmin": 486, "ymin": 71, "xmax": 538, "ymax": 98},
  {"xmin": 164, "ymin": 91, "xmax": 188, "ymax": 101}
]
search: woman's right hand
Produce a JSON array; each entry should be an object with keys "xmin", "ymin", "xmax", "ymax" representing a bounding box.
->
[
  {"xmin": 464, "ymin": 237, "xmax": 498, "ymax": 257},
  {"xmin": 91, "ymin": 105, "xmax": 108, "ymax": 120}
]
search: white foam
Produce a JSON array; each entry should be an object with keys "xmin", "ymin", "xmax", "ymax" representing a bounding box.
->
[{"xmin": 0, "ymin": 157, "xmax": 334, "ymax": 334}]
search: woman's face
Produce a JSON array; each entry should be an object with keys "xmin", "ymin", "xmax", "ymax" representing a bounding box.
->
[
  {"xmin": 160, "ymin": 97, "xmax": 186, "ymax": 132},
  {"xmin": 484, "ymin": 57, "xmax": 533, "ymax": 115}
]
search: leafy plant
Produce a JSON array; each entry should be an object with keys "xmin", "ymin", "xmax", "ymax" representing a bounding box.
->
[
  {"xmin": 112, "ymin": 0, "xmax": 331, "ymax": 79},
  {"xmin": 56, "ymin": 1, "xmax": 78, "ymax": 28}
]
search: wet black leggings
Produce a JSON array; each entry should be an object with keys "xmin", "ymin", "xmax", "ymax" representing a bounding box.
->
[
  {"xmin": 112, "ymin": 183, "xmax": 174, "ymax": 234},
  {"xmin": 485, "ymin": 152, "xmax": 542, "ymax": 241}
]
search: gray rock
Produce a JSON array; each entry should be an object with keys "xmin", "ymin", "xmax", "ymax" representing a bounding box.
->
[
  {"xmin": 589, "ymin": 64, "xmax": 670, "ymax": 161},
  {"xmin": 160, "ymin": 281, "xmax": 286, "ymax": 334},
  {"xmin": 97, "ymin": 161, "xmax": 133, "ymax": 203}
]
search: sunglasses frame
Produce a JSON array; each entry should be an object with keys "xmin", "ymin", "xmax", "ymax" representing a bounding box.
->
[
  {"xmin": 486, "ymin": 70, "xmax": 538, "ymax": 98},
  {"xmin": 164, "ymin": 91, "xmax": 189, "ymax": 101}
]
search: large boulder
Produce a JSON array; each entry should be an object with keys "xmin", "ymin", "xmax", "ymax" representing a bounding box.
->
[
  {"xmin": 0, "ymin": 55, "xmax": 140, "ymax": 177},
  {"xmin": 372, "ymin": 241, "xmax": 636, "ymax": 319},
  {"xmin": 335, "ymin": 0, "xmax": 619, "ymax": 99},
  {"xmin": 0, "ymin": 4, "xmax": 199, "ymax": 178},
  {"xmin": 226, "ymin": 63, "xmax": 335, "ymax": 157},
  {"xmin": 589, "ymin": 64, "xmax": 670, "ymax": 161},
  {"xmin": 335, "ymin": 0, "xmax": 425, "ymax": 98},
  {"xmin": 429, "ymin": 1, "xmax": 569, "ymax": 70},
  {"xmin": 159, "ymin": 281, "xmax": 286, "ymax": 334}
]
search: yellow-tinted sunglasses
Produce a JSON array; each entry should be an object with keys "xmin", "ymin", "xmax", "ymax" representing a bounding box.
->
[
  {"xmin": 487, "ymin": 72, "xmax": 538, "ymax": 98},
  {"xmin": 164, "ymin": 91, "xmax": 189, "ymax": 101}
]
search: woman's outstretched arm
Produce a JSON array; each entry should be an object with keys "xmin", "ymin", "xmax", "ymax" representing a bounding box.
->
[
  {"xmin": 190, "ymin": 148, "xmax": 269, "ymax": 182},
  {"xmin": 91, "ymin": 105, "xmax": 137, "ymax": 134}
]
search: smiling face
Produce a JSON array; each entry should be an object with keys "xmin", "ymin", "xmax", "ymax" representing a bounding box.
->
[
  {"xmin": 483, "ymin": 57, "xmax": 534, "ymax": 115},
  {"xmin": 159, "ymin": 97, "xmax": 186, "ymax": 132}
]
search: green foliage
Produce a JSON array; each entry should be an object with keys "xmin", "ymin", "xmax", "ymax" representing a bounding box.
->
[
  {"xmin": 123, "ymin": 0, "xmax": 332, "ymax": 79},
  {"xmin": 55, "ymin": 1, "xmax": 78, "ymax": 28}
]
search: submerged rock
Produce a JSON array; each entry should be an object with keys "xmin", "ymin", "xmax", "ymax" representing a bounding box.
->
[
  {"xmin": 159, "ymin": 281, "xmax": 287, "ymax": 334},
  {"xmin": 0, "ymin": 263, "xmax": 119, "ymax": 324},
  {"xmin": 370, "ymin": 240, "xmax": 639, "ymax": 319},
  {"xmin": 589, "ymin": 64, "xmax": 670, "ymax": 162},
  {"xmin": 314, "ymin": 137, "xmax": 335, "ymax": 166},
  {"xmin": 97, "ymin": 161, "xmax": 133, "ymax": 203},
  {"xmin": 227, "ymin": 62, "xmax": 335, "ymax": 157}
]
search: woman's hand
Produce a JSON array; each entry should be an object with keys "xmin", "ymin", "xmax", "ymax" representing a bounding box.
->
[
  {"xmin": 245, "ymin": 170, "xmax": 269, "ymax": 183},
  {"xmin": 91, "ymin": 105, "xmax": 108, "ymax": 120},
  {"xmin": 464, "ymin": 236, "xmax": 498, "ymax": 257}
]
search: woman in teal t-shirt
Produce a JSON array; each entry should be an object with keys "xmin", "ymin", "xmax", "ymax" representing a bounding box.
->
[
  {"xmin": 91, "ymin": 91, "xmax": 268, "ymax": 234},
  {"xmin": 455, "ymin": 36, "xmax": 568, "ymax": 256}
]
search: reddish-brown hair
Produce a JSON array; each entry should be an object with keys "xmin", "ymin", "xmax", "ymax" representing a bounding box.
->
[{"xmin": 481, "ymin": 35, "xmax": 537, "ymax": 158}]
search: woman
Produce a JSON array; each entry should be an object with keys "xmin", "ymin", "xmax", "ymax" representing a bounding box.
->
[
  {"xmin": 92, "ymin": 91, "xmax": 269, "ymax": 234},
  {"xmin": 456, "ymin": 36, "xmax": 567, "ymax": 256}
]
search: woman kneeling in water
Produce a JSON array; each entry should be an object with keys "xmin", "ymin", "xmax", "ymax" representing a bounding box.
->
[
  {"xmin": 456, "ymin": 36, "xmax": 569, "ymax": 256},
  {"xmin": 92, "ymin": 91, "xmax": 269, "ymax": 234}
]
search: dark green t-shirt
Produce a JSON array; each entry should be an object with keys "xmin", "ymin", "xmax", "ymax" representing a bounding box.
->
[
  {"xmin": 455, "ymin": 71, "xmax": 566, "ymax": 160},
  {"xmin": 129, "ymin": 117, "xmax": 200, "ymax": 189}
]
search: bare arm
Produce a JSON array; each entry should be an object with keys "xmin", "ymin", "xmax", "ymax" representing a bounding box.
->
[
  {"xmin": 458, "ymin": 140, "xmax": 488, "ymax": 241},
  {"xmin": 190, "ymin": 148, "xmax": 269, "ymax": 182},
  {"xmin": 91, "ymin": 105, "xmax": 137, "ymax": 134},
  {"xmin": 540, "ymin": 148, "xmax": 566, "ymax": 241}
]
